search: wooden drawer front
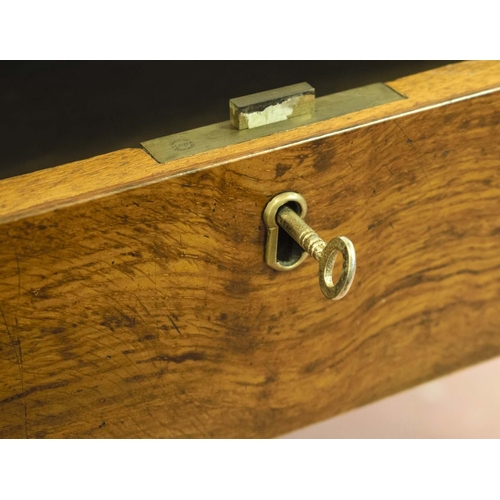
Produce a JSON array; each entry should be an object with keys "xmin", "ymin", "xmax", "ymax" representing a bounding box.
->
[{"xmin": 0, "ymin": 62, "xmax": 499, "ymax": 437}]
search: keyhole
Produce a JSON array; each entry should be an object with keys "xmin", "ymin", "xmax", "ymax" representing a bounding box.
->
[{"xmin": 276, "ymin": 201, "xmax": 304, "ymax": 267}]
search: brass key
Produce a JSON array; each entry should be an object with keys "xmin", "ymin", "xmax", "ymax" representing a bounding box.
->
[{"xmin": 263, "ymin": 192, "xmax": 356, "ymax": 300}]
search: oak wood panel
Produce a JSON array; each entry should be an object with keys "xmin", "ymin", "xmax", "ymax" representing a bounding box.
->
[{"xmin": 0, "ymin": 62, "xmax": 500, "ymax": 437}]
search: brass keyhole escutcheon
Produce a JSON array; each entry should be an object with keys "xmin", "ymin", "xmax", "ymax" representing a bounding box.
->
[{"xmin": 263, "ymin": 192, "xmax": 356, "ymax": 300}]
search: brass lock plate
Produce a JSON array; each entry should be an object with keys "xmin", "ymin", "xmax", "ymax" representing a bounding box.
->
[{"xmin": 141, "ymin": 83, "xmax": 404, "ymax": 164}]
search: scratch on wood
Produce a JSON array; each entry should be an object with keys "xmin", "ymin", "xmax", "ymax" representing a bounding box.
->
[
  {"xmin": 0, "ymin": 306, "xmax": 22, "ymax": 380},
  {"xmin": 137, "ymin": 351, "xmax": 204, "ymax": 364},
  {"xmin": 0, "ymin": 380, "xmax": 70, "ymax": 405},
  {"xmin": 168, "ymin": 315, "xmax": 182, "ymax": 336},
  {"xmin": 394, "ymin": 119, "xmax": 414, "ymax": 144}
]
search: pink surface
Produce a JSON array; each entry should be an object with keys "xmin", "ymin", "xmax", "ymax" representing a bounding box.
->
[{"xmin": 283, "ymin": 357, "xmax": 500, "ymax": 438}]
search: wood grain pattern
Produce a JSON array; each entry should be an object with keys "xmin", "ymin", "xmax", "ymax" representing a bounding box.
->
[{"xmin": 0, "ymin": 61, "xmax": 499, "ymax": 437}]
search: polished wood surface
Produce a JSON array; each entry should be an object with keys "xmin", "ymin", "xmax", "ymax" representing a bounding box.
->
[{"xmin": 0, "ymin": 61, "xmax": 499, "ymax": 437}]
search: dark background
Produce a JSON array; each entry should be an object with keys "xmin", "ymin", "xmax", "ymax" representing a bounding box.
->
[{"xmin": 0, "ymin": 61, "xmax": 455, "ymax": 180}]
